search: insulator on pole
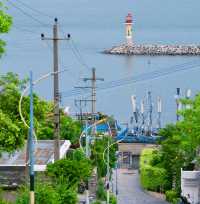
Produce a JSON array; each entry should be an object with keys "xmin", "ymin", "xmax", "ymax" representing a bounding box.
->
[
  {"xmin": 131, "ymin": 95, "xmax": 137, "ymax": 113},
  {"xmin": 141, "ymin": 100, "xmax": 145, "ymax": 114},
  {"xmin": 186, "ymin": 89, "xmax": 192, "ymax": 99},
  {"xmin": 157, "ymin": 96, "xmax": 162, "ymax": 113}
]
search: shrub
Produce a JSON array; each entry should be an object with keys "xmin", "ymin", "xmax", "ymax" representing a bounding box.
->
[
  {"xmin": 140, "ymin": 149, "xmax": 168, "ymax": 192},
  {"xmin": 47, "ymin": 157, "xmax": 92, "ymax": 187},
  {"xmin": 110, "ymin": 194, "xmax": 117, "ymax": 204},
  {"xmin": 96, "ymin": 179, "xmax": 106, "ymax": 201},
  {"xmin": 16, "ymin": 184, "xmax": 60, "ymax": 204},
  {"xmin": 56, "ymin": 184, "xmax": 77, "ymax": 204},
  {"xmin": 165, "ymin": 190, "xmax": 178, "ymax": 203},
  {"xmin": 92, "ymin": 201, "xmax": 101, "ymax": 204}
]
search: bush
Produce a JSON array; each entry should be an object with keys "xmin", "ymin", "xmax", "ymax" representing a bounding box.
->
[
  {"xmin": 56, "ymin": 184, "xmax": 77, "ymax": 204},
  {"xmin": 92, "ymin": 201, "xmax": 101, "ymax": 204},
  {"xmin": 16, "ymin": 184, "xmax": 60, "ymax": 204},
  {"xmin": 96, "ymin": 179, "xmax": 106, "ymax": 201},
  {"xmin": 165, "ymin": 190, "xmax": 178, "ymax": 203},
  {"xmin": 110, "ymin": 194, "xmax": 117, "ymax": 204},
  {"xmin": 140, "ymin": 149, "xmax": 168, "ymax": 192},
  {"xmin": 47, "ymin": 157, "xmax": 92, "ymax": 187}
]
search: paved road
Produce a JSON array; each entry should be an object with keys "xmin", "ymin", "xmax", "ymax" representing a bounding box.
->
[{"xmin": 112, "ymin": 169, "xmax": 169, "ymax": 204}]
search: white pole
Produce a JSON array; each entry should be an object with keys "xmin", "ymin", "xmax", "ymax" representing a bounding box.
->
[
  {"xmin": 85, "ymin": 121, "xmax": 90, "ymax": 204},
  {"xmin": 107, "ymin": 139, "xmax": 110, "ymax": 204}
]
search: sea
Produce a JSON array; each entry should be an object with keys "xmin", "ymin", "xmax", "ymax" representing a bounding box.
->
[{"xmin": 1, "ymin": 0, "xmax": 200, "ymax": 126}]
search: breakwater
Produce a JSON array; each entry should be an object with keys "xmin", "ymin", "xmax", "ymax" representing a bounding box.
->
[{"xmin": 104, "ymin": 44, "xmax": 200, "ymax": 55}]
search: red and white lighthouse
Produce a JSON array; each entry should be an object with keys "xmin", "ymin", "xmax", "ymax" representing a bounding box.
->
[{"xmin": 125, "ymin": 13, "xmax": 133, "ymax": 45}]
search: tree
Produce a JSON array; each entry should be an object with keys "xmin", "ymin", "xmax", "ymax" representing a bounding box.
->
[
  {"xmin": 91, "ymin": 136, "xmax": 117, "ymax": 178},
  {"xmin": 0, "ymin": 2, "xmax": 12, "ymax": 56},
  {"xmin": 145, "ymin": 93, "xmax": 200, "ymax": 194},
  {"xmin": 47, "ymin": 150, "xmax": 92, "ymax": 187},
  {"xmin": 0, "ymin": 72, "xmax": 82, "ymax": 153}
]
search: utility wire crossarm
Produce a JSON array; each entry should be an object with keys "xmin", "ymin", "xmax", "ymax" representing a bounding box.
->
[{"xmin": 41, "ymin": 18, "xmax": 70, "ymax": 161}]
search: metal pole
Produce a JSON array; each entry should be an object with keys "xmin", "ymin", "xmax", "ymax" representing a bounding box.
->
[
  {"xmin": 85, "ymin": 121, "xmax": 90, "ymax": 204},
  {"xmin": 176, "ymin": 88, "xmax": 181, "ymax": 122},
  {"xmin": 53, "ymin": 18, "xmax": 60, "ymax": 161},
  {"xmin": 107, "ymin": 139, "xmax": 110, "ymax": 204},
  {"xmin": 115, "ymin": 158, "xmax": 118, "ymax": 196},
  {"xmin": 91, "ymin": 68, "xmax": 96, "ymax": 115},
  {"xmin": 157, "ymin": 96, "xmax": 162, "ymax": 129},
  {"xmin": 147, "ymin": 91, "xmax": 153, "ymax": 135},
  {"xmin": 29, "ymin": 71, "xmax": 35, "ymax": 204}
]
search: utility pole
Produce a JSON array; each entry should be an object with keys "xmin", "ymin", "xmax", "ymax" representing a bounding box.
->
[
  {"xmin": 74, "ymin": 99, "xmax": 87, "ymax": 123},
  {"xmin": 41, "ymin": 18, "xmax": 70, "ymax": 161},
  {"xmin": 83, "ymin": 68, "xmax": 104, "ymax": 118},
  {"xmin": 147, "ymin": 91, "xmax": 153, "ymax": 136},
  {"xmin": 175, "ymin": 88, "xmax": 181, "ymax": 122},
  {"xmin": 140, "ymin": 99, "xmax": 145, "ymax": 133},
  {"xmin": 85, "ymin": 121, "xmax": 90, "ymax": 204},
  {"xmin": 29, "ymin": 71, "xmax": 35, "ymax": 204},
  {"xmin": 157, "ymin": 96, "xmax": 162, "ymax": 129},
  {"xmin": 106, "ymin": 139, "xmax": 110, "ymax": 204}
]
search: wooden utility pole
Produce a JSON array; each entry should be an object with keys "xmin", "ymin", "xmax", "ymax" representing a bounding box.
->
[
  {"xmin": 41, "ymin": 18, "xmax": 70, "ymax": 161},
  {"xmin": 29, "ymin": 71, "xmax": 35, "ymax": 204},
  {"xmin": 83, "ymin": 68, "xmax": 104, "ymax": 117}
]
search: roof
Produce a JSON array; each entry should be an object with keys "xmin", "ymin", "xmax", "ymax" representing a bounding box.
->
[{"xmin": 0, "ymin": 140, "xmax": 71, "ymax": 171}]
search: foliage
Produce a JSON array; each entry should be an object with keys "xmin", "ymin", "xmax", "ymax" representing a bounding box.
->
[
  {"xmin": 140, "ymin": 149, "xmax": 169, "ymax": 192},
  {"xmin": 165, "ymin": 190, "xmax": 178, "ymax": 203},
  {"xmin": 96, "ymin": 179, "xmax": 106, "ymax": 201},
  {"xmin": 47, "ymin": 152, "xmax": 92, "ymax": 187},
  {"xmin": 56, "ymin": 184, "xmax": 77, "ymax": 204},
  {"xmin": 91, "ymin": 136, "xmax": 117, "ymax": 177},
  {"xmin": 0, "ymin": 72, "xmax": 82, "ymax": 153},
  {"xmin": 142, "ymin": 93, "xmax": 200, "ymax": 197},
  {"xmin": 60, "ymin": 114, "xmax": 82, "ymax": 144},
  {"xmin": 16, "ymin": 184, "xmax": 60, "ymax": 204},
  {"xmin": 0, "ymin": 2, "xmax": 12, "ymax": 56},
  {"xmin": 92, "ymin": 201, "xmax": 101, "ymax": 204},
  {"xmin": 109, "ymin": 194, "xmax": 117, "ymax": 204}
]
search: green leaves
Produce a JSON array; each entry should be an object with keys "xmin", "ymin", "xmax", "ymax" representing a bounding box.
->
[
  {"xmin": 0, "ymin": 3, "xmax": 12, "ymax": 56},
  {"xmin": 91, "ymin": 136, "xmax": 117, "ymax": 178},
  {"xmin": 47, "ymin": 149, "xmax": 92, "ymax": 187}
]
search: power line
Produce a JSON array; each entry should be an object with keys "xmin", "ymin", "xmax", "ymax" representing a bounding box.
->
[
  {"xmin": 14, "ymin": 0, "xmax": 53, "ymax": 19},
  {"xmin": 58, "ymin": 23, "xmax": 91, "ymax": 71},
  {"xmin": 61, "ymin": 60, "xmax": 200, "ymax": 98},
  {"xmin": 7, "ymin": 0, "xmax": 49, "ymax": 27}
]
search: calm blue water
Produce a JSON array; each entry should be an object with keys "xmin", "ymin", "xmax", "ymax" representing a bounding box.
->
[{"xmin": 1, "ymin": 0, "xmax": 200, "ymax": 126}]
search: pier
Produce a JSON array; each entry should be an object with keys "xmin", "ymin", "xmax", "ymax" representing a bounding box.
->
[
  {"xmin": 103, "ymin": 44, "xmax": 200, "ymax": 56},
  {"xmin": 104, "ymin": 13, "xmax": 200, "ymax": 56}
]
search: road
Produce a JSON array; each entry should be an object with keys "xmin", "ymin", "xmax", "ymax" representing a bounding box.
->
[{"xmin": 112, "ymin": 169, "xmax": 169, "ymax": 204}]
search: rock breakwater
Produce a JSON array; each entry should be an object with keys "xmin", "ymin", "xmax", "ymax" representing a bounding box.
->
[{"xmin": 104, "ymin": 44, "xmax": 200, "ymax": 55}]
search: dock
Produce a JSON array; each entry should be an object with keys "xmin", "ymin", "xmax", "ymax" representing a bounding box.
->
[{"xmin": 103, "ymin": 44, "xmax": 200, "ymax": 56}]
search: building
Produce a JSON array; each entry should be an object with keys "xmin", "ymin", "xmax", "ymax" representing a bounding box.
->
[
  {"xmin": 125, "ymin": 13, "xmax": 133, "ymax": 45},
  {"xmin": 0, "ymin": 140, "xmax": 71, "ymax": 188},
  {"xmin": 181, "ymin": 169, "xmax": 200, "ymax": 204}
]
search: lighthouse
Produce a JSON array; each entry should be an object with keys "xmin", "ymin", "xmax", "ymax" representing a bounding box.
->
[{"xmin": 125, "ymin": 13, "xmax": 133, "ymax": 45}]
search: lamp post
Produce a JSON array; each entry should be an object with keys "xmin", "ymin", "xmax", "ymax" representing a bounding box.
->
[
  {"xmin": 115, "ymin": 152, "xmax": 119, "ymax": 196},
  {"xmin": 29, "ymin": 71, "xmax": 35, "ymax": 204}
]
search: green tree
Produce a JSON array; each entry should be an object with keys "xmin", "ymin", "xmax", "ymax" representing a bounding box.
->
[
  {"xmin": 47, "ymin": 151, "xmax": 92, "ymax": 187},
  {"xmin": 0, "ymin": 2, "xmax": 12, "ymax": 56},
  {"xmin": 91, "ymin": 136, "xmax": 117, "ymax": 178},
  {"xmin": 0, "ymin": 72, "xmax": 82, "ymax": 153},
  {"xmin": 16, "ymin": 184, "xmax": 60, "ymax": 204}
]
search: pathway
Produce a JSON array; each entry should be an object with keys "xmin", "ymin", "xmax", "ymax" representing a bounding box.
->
[{"xmin": 112, "ymin": 169, "xmax": 169, "ymax": 204}]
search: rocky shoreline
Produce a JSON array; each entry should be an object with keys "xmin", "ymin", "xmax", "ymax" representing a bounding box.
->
[{"xmin": 103, "ymin": 44, "xmax": 200, "ymax": 55}]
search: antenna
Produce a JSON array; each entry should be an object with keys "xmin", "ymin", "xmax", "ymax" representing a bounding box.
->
[{"xmin": 157, "ymin": 96, "xmax": 162, "ymax": 129}]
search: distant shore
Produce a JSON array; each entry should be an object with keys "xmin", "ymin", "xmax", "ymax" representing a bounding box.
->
[{"xmin": 103, "ymin": 44, "xmax": 200, "ymax": 55}]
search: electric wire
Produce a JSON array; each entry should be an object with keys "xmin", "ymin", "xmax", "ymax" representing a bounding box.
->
[
  {"xmin": 62, "ymin": 60, "xmax": 200, "ymax": 98},
  {"xmin": 14, "ymin": 0, "xmax": 53, "ymax": 19},
  {"xmin": 6, "ymin": 0, "xmax": 49, "ymax": 27},
  {"xmin": 19, "ymin": 69, "xmax": 68, "ymax": 142}
]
